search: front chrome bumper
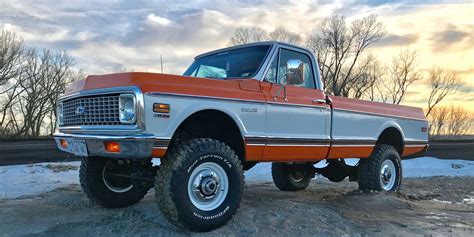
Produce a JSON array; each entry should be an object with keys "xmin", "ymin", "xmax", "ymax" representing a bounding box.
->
[{"xmin": 53, "ymin": 132, "xmax": 155, "ymax": 159}]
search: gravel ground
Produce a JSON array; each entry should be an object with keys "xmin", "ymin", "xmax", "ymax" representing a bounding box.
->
[{"xmin": 0, "ymin": 176, "xmax": 473, "ymax": 236}]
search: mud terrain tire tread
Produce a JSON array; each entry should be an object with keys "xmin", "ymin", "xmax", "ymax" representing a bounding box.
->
[
  {"xmin": 155, "ymin": 138, "xmax": 244, "ymax": 232},
  {"xmin": 271, "ymin": 163, "xmax": 312, "ymax": 191},
  {"xmin": 79, "ymin": 156, "xmax": 150, "ymax": 208},
  {"xmin": 357, "ymin": 144, "xmax": 402, "ymax": 191}
]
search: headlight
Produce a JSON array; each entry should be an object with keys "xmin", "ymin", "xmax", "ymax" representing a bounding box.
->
[
  {"xmin": 57, "ymin": 102, "xmax": 64, "ymax": 126},
  {"xmin": 119, "ymin": 94, "xmax": 136, "ymax": 124}
]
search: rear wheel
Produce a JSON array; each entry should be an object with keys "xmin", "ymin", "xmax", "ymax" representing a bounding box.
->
[
  {"xmin": 271, "ymin": 163, "xmax": 313, "ymax": 191},
  {"xmin": 79, "ymin": 157, "xmax": 152, "ymax": 208},
  {"xmin": 357, "ymin": 144, "xmax": 402, "ymax": 191},
  {"xmin": 155, "ymin": 138, "xmax": 244, "ymax": 232}
]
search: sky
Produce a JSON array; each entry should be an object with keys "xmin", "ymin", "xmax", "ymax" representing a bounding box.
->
[{"xmin": 0, "ymin": 0, "xmax": 473, "ymax": 111}]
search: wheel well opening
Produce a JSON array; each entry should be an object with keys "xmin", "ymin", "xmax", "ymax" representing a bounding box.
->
[
  {"xmin": 376, "ymin": 127, "xmax": 403, "ymax": 155},
  {"xmin": 170, "ymin": 110, "xmax": 246, "ymax": 163}
]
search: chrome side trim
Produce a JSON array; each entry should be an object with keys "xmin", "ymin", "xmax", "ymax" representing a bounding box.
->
[
  {"xmin": 267, "ymin": 102, "xmax": 329, "ymax": 109},
  {"xmin": 153, "ymin": 139, "xmax": 171, "ymax": 149},
  {"xmin": 332, "ymin": 139, "xmax": 377, "ymax": 145},
  {"xmin": 405, "ymin": 140, "xmax": 429, "ymax": 145},
  {"xmin": 334, "ymin": 108, "xmax": 428, "ymax": 122},
  {"xmin": 405, "ymin": 144, "xmax": 428, "ymax": 147}
]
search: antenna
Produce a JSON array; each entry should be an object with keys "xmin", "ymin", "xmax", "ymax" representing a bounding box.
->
[{"xmin": 160, "ymin": 55, "xmax": 163, "ymax": 73}]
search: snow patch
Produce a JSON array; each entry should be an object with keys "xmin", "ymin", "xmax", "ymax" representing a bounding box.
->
[
  {"xmin": 0, "ymin": 162, "xmax": 80, "ymax": 199},
  {"xmin": 462, "ymin": 197, "xmax": 474, "ymax": 204}
]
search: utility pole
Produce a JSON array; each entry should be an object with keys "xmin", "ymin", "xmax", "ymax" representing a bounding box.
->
[{"xmin": 160, "ymin": 55, "xmax": 163, "ymax": 73}]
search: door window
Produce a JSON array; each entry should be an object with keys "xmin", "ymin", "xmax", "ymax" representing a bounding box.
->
[{"xmin": 277, "ymin": 49, "xmax": 315, "ymax": 89}]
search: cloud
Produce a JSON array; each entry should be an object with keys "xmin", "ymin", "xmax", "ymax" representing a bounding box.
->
[
  {"xmin": 373, "ymin": 33, "xmax": 419, "ymax": 47},
  {"xmin": 146, "ymin": 14, "xmax": 173, "ymax": 26},
  {"xmin": 0, "ymin": 0, "xmax": 473, "ymax": 82},
  {"xmin": 430, "ymin": 24, "xmax": 472, "ymax": 51}
]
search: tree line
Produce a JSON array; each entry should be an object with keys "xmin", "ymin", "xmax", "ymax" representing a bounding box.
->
[
  {"xmin": 0, "ymin": 30, "xmax": 83, "ymax": 138},
  {"xmin": 229, "ymin": 15, "xmax": 471, "ymax": 136}
]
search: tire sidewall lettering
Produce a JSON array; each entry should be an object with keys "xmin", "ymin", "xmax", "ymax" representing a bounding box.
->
[
  {"xmin": 193, "ymin": 205, "xmax": 230, "ymax": 220},
  {"xmin": 187, "ymin": 154, "xmax": 232, "ymax": 173}
]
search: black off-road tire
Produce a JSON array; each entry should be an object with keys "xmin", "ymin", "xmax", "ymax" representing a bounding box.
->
[
  {"xmin": 271, "ymin": 163, "xmax": 313, "ymax": 191},
  {"xmin": 357, "ymin": 144, "xmax": 402, "ymax": 191},
  {"xmin": 155, "ymin": 138, "xmax": 244, "ymax": 232},
  {"xmin": 79, "ymin": 156, "xmax": 151, "ymax": 208}
]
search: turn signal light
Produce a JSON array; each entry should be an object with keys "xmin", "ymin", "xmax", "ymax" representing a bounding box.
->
[
  {"xmin": 104, "ymin": 142, "xmax": 121, "ymax": 153},
  {"xmin": 153, "ymin": 103, "xmax": 170, "ymax": 113},
  {"xmin": 60, "ymin": 139, "xmax": 68, "ymax": 148}
]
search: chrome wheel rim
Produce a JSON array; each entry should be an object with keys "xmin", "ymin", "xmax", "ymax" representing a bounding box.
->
[
  {"xmin": 380, "ymin": 159, "xmax": 396, "ymax": 191},
  {"xmin": 102, "ymin": 162, "xmax": 134, "ymax": 193},
  {"xmin": 187, "ymin": 162, "xmax": 229, "ymax": 211}
]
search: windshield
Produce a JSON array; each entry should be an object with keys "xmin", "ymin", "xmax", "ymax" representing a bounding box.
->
[{"xmin": 183, "ymin": 45, "xmax": 270, "ymax": 79}]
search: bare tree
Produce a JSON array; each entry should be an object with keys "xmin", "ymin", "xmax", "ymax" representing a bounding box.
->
[
  {"xmin": 306, "ymin": 14, "xmax": 385, "ymax": 96},
  {"xmin": 428, "ymin": 105, "xmax": 472, "ymax": 136},
  {"xmin": 446, "ymin": 106, "xmax": 472, "ymax": 136},
  {"xmin": 364, "ymin": 57, "xmax": 390, "ymax": 102},
  {"xmin": 0, "ymin": 30, "xmax": 24, "ymax": 87},
  {"xmin": 268, "ymin": 26, "xmax": 302, "ymax": 45},
  {"xmin": 8, "ymin": 48, "xmax": 75, "ymax": 137},
  {"xmin": 383, "ymin": 48, "xmax": 422, "ymax": 104},
  {"xmin": 229, "ymin": 27, "xmax": 267, "ymax": 45},
  {"xmin": 425, "ymin": 66, "xmax": 461, "ymax": 116},
  {"xmin": 346, "ymin": 54, "xmax": 382, "ymax": 99},
  {"xmin": 0, "ymin": 30, "xmax": 25, "ymax": 134},
  {"xmin": 427, "ymin": 106, "xmax": 449, "ymax": 136}
]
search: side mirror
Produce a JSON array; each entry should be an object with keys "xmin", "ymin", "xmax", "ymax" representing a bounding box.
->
[{"xmin": 286, "ymin": 59, "xmax": 304, "ymax": 85}]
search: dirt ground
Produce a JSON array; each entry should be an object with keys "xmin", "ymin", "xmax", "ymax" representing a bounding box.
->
[{"xmin": 0, "ymin": 177, "xmax": 473, "ymax": 237}]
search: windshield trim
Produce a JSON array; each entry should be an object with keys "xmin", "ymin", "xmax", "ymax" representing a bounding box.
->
[{"xmin": 185, "ymin": 44, "xmax": 273, "ymax": 80}]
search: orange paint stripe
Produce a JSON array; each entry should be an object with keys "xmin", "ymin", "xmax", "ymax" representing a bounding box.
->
[
  {"xmin": 326, "ymin": 146, "xmax": 374, "ymax": 159},
  {"xmin": 245, "ymin": 145, "xmax": 265, "ymax": 161},
  {"xmin": 261, "ymin": 145, "xmax": 329, "ymax": 162},
  {"xmin": 402, "ymin": 146, "xmax": 427, "ymax": 157}
]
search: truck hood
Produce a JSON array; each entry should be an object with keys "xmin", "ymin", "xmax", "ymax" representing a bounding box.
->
[
  {"xmin": 64, "ymin": 72, "xmax": 183, "ymax": 95},
  {"xmin": 62, "ymin": 72, "xmax": 263, "ymax": 100}
]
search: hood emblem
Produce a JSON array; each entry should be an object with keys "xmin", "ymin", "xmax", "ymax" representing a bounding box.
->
[{"xmin": 75, "ymin": 106, "xmax": 86, "ymax": 115}]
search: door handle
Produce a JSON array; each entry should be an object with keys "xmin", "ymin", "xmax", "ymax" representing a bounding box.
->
[{"xmin": 312, "ymin": 99, "xmax": 326, "ymax": 104}]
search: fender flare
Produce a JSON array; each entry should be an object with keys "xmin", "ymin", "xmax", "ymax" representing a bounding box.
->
[
  {"xmin": 166, "ymin": 103, "xmax": 247, "ymax": 140},
  {"xmin": 375, "ymin": 120, "xmax": 406, "ymax": 142}
]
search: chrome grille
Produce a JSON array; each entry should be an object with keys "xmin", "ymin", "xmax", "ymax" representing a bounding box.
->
[{"xmin": 62, "ymin": 94, "xmax": 120, "ymax": 126}]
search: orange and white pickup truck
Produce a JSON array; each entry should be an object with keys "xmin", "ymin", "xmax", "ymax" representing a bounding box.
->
[{"xmin": 54, "ymin": 41, "xmax": 428, "ymax": 231}]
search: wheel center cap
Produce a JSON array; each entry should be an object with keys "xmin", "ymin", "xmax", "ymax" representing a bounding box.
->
[
  {"xmin": 200, "ymin": 177, "xmax": 218, "ymax": 196},
  {"xmin": 383, "ymin": 168, "xmax": 392, "ymax": 182}
]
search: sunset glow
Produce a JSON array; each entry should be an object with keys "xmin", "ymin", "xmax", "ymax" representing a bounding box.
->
[{"xmin": 1, "ymin": 0, "xmax": 472, "ymax": 110}]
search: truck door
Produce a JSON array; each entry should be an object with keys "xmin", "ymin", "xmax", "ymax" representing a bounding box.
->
[{"xmin": 261, "ymin": 47, "xmax": 331, "ymax": 161}]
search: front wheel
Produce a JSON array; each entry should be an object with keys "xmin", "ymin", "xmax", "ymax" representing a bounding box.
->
[
  {"xmin": 79, "ymin": 157, "xmax": 152, "ymax": 208},
  {"xmin": 155, "ymin": 138, "xmax": 244, "ymax": 232},
  {"xmin": 357, "ymin": 144, "xmax": 402, "ymax": 191}
]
